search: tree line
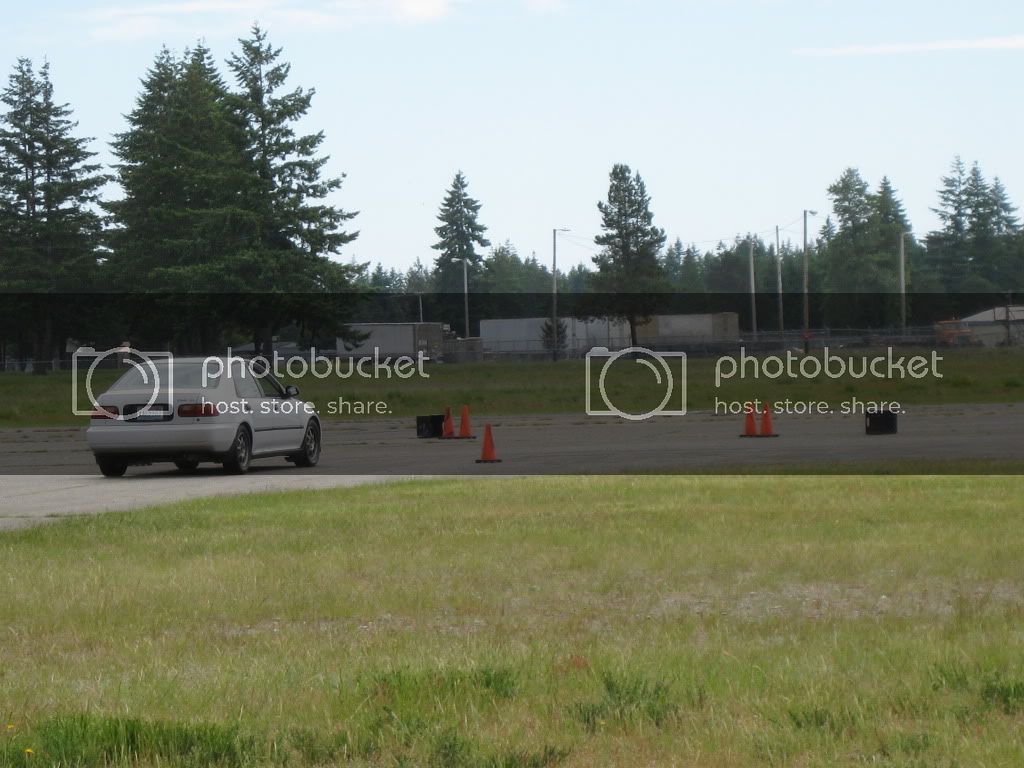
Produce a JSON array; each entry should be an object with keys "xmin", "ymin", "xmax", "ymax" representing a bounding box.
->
[
  {"xmin": 369, "ymin": 162, "xmax": 1023, "ymax": 300},
  {"xmin": 1, "ymin": 25, "xmax": 1022, "ymax": 361}
]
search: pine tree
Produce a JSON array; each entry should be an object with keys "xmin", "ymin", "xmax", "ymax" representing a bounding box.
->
[
  {"xmin": 989, "ymin": 178, "xmax": 1019, "ymax": 236},
  {"xmin": 661, "ymin": 238, "xmax": 684, "ymax": 286},
  {"xmin": 591, "ymin": 164, "xmax": 667, "ymax": 345},
  {"xmin": 432, "ymin": 171, "xmax": 490, "ymax": 293},
  {"xmin": 404, "ymin": 258, "xmax": 432, "ymax": 293},
  {"xmin": 680, "ymin": 245, "xmax": 704, "ymax": 293},
  {"xmin": 0, "ymin": 59, "xmax": 105, "ymax": 364},
  {"xmin": 932, "ymin": 156, "xmax": 969, "ymax": 239},
  {"xmin": 227, "ymin": 24, "xmax": 358, "ymax": 273},
  {"xmin": 964, "ymin": 162, "xmax": 994, "ymax": 243},
  {"xmin": 107, "ymin": 45, "xmax": 255, "ymax": 291},
  {"xmin": 820, "ymin": 169, "xmax": 907, "ymax": 323},
  {"xmin": 540, "ymin": 318, "xmax": 567, "ymax": 352},
  {"xmin": 927, "ymin": 156, "xmax": 971, "ymax": 289},
  {"xmin": 0, "ymin": 59, "xmax": 104, "ymax": 290}
]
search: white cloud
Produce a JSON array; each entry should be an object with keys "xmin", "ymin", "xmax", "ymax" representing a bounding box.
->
[
  {"xmin": 795, "ymin": 34, "xmax": 1024, "ymax": 57},
  {"xmin": 83, "ymin": 0, "xmax": 559, "ymax": 41}
]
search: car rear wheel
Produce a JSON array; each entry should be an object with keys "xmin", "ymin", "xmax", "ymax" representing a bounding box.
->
[
  {"xmin": 174, "ymin": 460, "xmax": 200, "ymax": 473},
  {"xmin": 222, "ymin": 427, "xmax": 252, "ymax": 474},
  {"xmin": 289, "ymin": 421, "xmax": 321, "ymax": 468},
  {"xmin": 96, "ymin": 456, "xmax": 128, "ymax": 478}
]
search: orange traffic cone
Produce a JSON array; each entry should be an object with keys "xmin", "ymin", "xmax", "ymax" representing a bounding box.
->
[
  {"xmin": 475, "ymin": 424, "xmax": 502, "ymax": 463},
  {"xmin": 441, "ymin": 406, "xmax": 455, "ymax": 439},
  {"xmin": 759, "ymin": 402, "xmax": 778, "ymax": 438},
  {"xmin": 740, "ymin": 403, "xmax": 757, "ymax": 437},
  {"xmin": 457, "ymin": 405, "xmax": 476, "ymax": 439}
]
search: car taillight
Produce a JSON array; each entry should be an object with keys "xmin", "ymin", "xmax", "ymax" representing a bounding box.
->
[
  {"xmin": 91, "ymin": 406, "xmax": 119, "ymax": 419},
  {"xmin": 177, "ymin": 402, "xmax": 218, "ymax": 418}
]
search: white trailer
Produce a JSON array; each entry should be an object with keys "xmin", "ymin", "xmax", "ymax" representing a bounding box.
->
[{"xmin": 339, "ymin": 323, "xmax": 445, "ymax": 359}]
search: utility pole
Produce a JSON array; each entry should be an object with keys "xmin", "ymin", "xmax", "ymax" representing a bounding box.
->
[
  {"xmin": 898, "ymin": 231, "xmax": 907, "ymax": 332},
  {"xmin": 1007, "ymin": 291, "xmax": 1013, "ymax": 347},
  {"xmin": 552, "ymin": 230, "xmax": 558, "ymax": 361},
  {"xmin": 776, "ymin": 225, "xmax": 784, "ymax": 337},
  {"xmin": 748, "ymin": 236, "xmax": 758, "ymax": 340},
  {"xmin": 802, "ymin": 209, "xmax": 817, "ymax": 353},
  {"xmin": 552, "ymin": 229, "xmax": 569, "ymax": 361},
  {"xmin": 418, "ymin": 293, "xmax": 424, "ymax": 324},
  {"xmin": 462, "ymin": 257, "xmax": 470, "ymax": 339}
]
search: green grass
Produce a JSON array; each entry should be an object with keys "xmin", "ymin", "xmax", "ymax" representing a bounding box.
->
[
  {"xmin": 3, "ymin": 476, "xmax": 1024, "ymax": 765},
  {"xmin": 2, "ymin": 347, "xmax": 1023, "ymax": 428}
]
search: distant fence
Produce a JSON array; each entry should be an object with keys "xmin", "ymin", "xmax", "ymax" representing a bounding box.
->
[
  {"xmin": 483, "ymin": 326, "xmax": 944, "ymax": 359},
  {"xmin": 0, "ymin": 326, "xmax": 1010, "ymax": 372}
]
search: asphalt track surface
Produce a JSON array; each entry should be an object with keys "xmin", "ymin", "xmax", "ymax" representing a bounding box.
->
[{"xmin": 1, "ymin": 403, "xmax": 1021, "ymax": 530}]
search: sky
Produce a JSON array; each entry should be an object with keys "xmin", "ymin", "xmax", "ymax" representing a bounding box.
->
[{"xmin": 3, "ymin": 0, "xmax": 1022, "ymax": 273}]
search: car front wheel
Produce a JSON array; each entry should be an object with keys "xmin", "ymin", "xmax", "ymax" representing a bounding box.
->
[
  {"xmin": 289, "ymin": 421, "xmax": 321, "ymax": 468},
  {"xmin": 222, "ymin": 427, "xmax": 252, "ymax": 474}
]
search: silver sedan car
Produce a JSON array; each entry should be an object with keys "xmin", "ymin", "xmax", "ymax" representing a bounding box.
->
[{"xmin": 86, "ymin": 357, "xmax": 322, "ymax": 477}]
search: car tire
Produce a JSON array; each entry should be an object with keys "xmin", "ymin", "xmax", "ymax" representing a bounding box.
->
[
  {"xmin": 174, "ymin": 460, "xmax": 200, "ymax": 474},
  {"xmin": 96, "ymin": 456, "xmax": 128, "ymax": 478},
  {"xmin": 289, "ymin": 420, "xmax": 321, "ymax": 468},
  {"xmin": 222, "ymin": 426, "xmax": 252, "ymax": 474}
]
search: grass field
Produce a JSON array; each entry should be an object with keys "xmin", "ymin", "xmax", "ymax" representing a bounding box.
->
[
  {"xmin": 2, "ymin": 347, "xmax": 1023, "ymax": 428},
  {"xmin": 3, "ymin": 476, "xmax": 1024, "ymax": 766}
]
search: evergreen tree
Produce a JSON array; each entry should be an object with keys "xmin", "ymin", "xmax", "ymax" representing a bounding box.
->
[
  {"xmin": 927, "ymin": 156, "xmax": 971, "ymax": 289},
  {"xmin": 540, "ymin": 317, "xmax": 567, "ymax": 352},
  {"xmin": 820, "ymin": 169, "xmax": 903, "ymax": 324},
  {"xmin": 227, "ymin": 24, "xmax": 358, "ymax": 272},
  {"xmin": 107, "ymin": 45, "xmax": 255, "ymax": 292},
  {"xmin": 564, "ymin": 263, "xmax": 591, "ymax": 293},
  {"xmin": 366, "ymin": 262, "xmax": 404, "ymax": 291},
  {"xmin": 822, "ymin": 168, "xmax": 894, "ymax": 295},
  {"xmin": 227, "ymin": 25, "xmax": 360, "ymax": 353},
  {"xmin": 989, "ymin": 178, "xmax": 1020, "ymax": 236},
  {"xmin": 0, "ymin": 59, "xmax": 104, "ymax": 290},
  {"xmin": 964, "ymin": 163, "xmax": 995, "ymax": 243},
  {"xmin": 0, "ymin": 59, "xmax": 105, "ymax": 363},
  {"xmin": 591, "ymin": 164, "xmax": 667, "ymax": 346},
  {"xmin": 481, "ymin": 241, "xmax": 528, "ymax": 292},
  {"xmin": 404, "ymin": 257, "xmax": 432, "ymax": 294},
  {"xmin": 661, "ymin": 238, "xmax": 684, "ymax": 286},
  {"xmin": 680, "ymin": 245, "xmax": 704, "ymax": 293},
  {"xmin": 432, "ymin": 171, "xmax": 490, "ymax": 293}
]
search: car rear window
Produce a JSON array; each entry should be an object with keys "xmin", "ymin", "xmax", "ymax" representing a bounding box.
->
[{"xmin": 109, "ymin": 362, "xmax": 221, "ymax": 391}]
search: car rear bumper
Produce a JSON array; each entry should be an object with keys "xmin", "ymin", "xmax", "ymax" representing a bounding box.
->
[{"xmin": 86, "ymin": 422, "xmax": 238, "ymax": 457}]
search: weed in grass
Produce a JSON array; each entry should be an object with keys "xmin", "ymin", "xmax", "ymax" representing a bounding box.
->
[
  {"xmin": 365, "ymin": 665, "xmax": 519, "ymax": 707},
  {"xmin": 786, "ymin": 704, "xmax": 851, "ymax": 736},
  {"xmin": 283, "ymin": 727, "xmax": 353, "ymax": 765},
  {"xmin": 573, "ymin": 671, "xmax": 679, "ymax": 733},
  {"xmin": 428, "ymin": 731, "xmax": 568, "ymax": 768},
  {"xmin": 929, "ymin": 661, "xmax": 972, "ymax": 692},
  {"xmin": 430, "ymin": 729, "xmax": 475, "ymax": 768},
  {"xmin": 892, "ymin": 731, "xmax": 931, "ymax": 756},
  {"xmin": 484, "ymin": 745, "xmax": 570, "ymax": 768},
  {"xmin": 980, "ymin": 673, "xmax": 1024, "ymax": 714}
]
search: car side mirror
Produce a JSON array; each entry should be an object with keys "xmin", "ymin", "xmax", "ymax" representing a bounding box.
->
[{"xmin": 284, "ymin": 385, "xmax": 300, "ymax": 398}]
